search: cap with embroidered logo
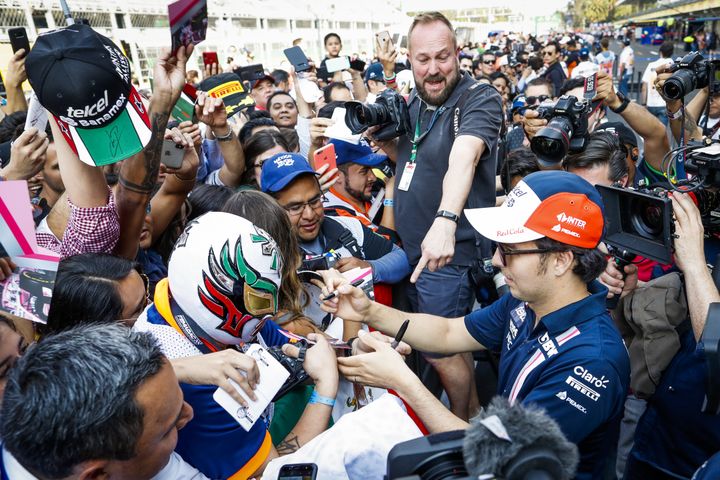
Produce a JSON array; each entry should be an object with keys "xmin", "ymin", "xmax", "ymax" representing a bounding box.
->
[
  {"xmin": 25, "ymin": 23, "xmax": 151, "ymax": 166},
  {"xmin": 260, "ymin": 152, "xmax": 317, "ymax": 193},
  {"xmin": 201, "ymin": 72, "xmax": 255, "ymax": 117},
  {"xmin": 465, "ymin": 170, "xmax": 605, "ymax": 249},
  {"xmin": 330, "ymin": 138, "xmax": 387, "ymax": 167}
]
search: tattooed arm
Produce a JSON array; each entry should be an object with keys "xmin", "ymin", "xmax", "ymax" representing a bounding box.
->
[
  {"xmin": 275, "ymin": 335, "xmax": 339, "ymax": 456},
  {"xmin": 114, "ymin": 45, "xmax": 193, "ymax": 259}
]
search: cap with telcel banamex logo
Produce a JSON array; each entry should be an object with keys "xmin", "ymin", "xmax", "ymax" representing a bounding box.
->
[
  {"xmin": 25, "ymin": 24, "xmax": 151, "ymax": 166},
  {"xmin": 465, "ymin": 170, "xmax": 604, "ymax": 249},
  {"xmin": 260, "ymin": 152, "xmax": 317, "ymax": 193}
]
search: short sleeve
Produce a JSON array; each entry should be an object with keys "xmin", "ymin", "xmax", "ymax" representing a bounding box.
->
[
  {"xmin": 457, "ymin": 85, "xmax": 504, "ymax": 161},
  {"xmin": 463, "ymin": 294, "xmax": 515, "ymax": 352},
  {"xmin": 520, "ymin": 356, "xmax": 626, "ymax": 443}
]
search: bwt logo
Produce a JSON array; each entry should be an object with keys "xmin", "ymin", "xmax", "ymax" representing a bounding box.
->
[
  {"xmin": 557, "ymin": 212, "xmax": 586, "ymax": 229},
  {"xmin": 274, "ymin": 155, "xmax": 295, "ymax": 167}
]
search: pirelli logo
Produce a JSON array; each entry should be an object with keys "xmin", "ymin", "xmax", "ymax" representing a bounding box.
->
[
  {"xmin": 565, "ymin": 376, "xmax": 600, "ymax": 401},
  {"xmin": 208, "ymin": 81, "xmax": 245, "ymax": 98}
]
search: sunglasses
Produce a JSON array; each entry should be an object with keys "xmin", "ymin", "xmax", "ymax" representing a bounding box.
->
[
  {"xmin": 526, "ymin": 95, "xmax": 550, "ymax": 105},
  {"xmin": 483, "ymin": 59, "xmax": 496, "ymax": 65},
  {"xmin": 542, "ymin": 51, "xmax": 555, "ymax": 56},
  {"xmin": 496, "ymin": 244, "xmax": 560, "ymax": 267}
]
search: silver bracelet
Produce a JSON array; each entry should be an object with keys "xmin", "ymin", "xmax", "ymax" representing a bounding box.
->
[{"xmin": 213, "ymin": 128, "xmax": 234, "ymax": 142}]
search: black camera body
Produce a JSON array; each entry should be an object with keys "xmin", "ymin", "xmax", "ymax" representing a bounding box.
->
[
  {"xmin": 530, "ymin": 95, "xmax": 591, "ymax": 166},
  {"xmin": 267, "ymin": 342, "xmax": 311, "ymax": 401},
  {"xmin": 596, "ymin": 185, "xmax": 675, "ymax": 265},
  {"xmin": 300, "ymin": 251, "xmax": 339, "ymax": 272},
  {"xmin": 345, "ymin": 88, "xmax": 412, "ymax": 141},
  {"xmin": 663, "ymin": 52, "xmax": 720, "ymax": 100}
]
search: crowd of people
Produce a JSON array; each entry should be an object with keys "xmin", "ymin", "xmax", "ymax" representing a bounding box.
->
[{"xmin": 0, "ymin": 9, "xmax": 720, "ymax": 480}]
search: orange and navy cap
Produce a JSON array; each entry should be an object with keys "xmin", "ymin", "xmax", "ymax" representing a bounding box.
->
[{"xmin": 465, "ymin": 170, "xmax": 604, "ymax": 249}]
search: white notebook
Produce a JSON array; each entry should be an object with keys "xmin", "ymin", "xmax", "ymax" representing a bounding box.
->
[{"xmin": 212, "ymin": 344, "xmax": 290, "ymax": 431}]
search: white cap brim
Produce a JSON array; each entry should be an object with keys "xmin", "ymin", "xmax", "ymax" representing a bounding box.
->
[{"xmin": 464, "ymin": 179, "xmax": 544, "ymax": 244}]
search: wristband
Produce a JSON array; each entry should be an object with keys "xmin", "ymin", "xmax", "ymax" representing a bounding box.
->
[
  {"xmin": 667, "ymin": 105, "xmax": 684, "ymax": 121},
  {"xmin": 435, "ymin": 210, "xmax": 460, "ymax": 223},
  {"xmin": 309, "ymin": 390, "xmax": 336, "ymax": 407},
  {"xmin": 383, "ymin": 198, "xmax": 394, "ymax": 207},
  {"xmin": 610, "ymin": 92, "xmax": 630, "ymax": 114}
]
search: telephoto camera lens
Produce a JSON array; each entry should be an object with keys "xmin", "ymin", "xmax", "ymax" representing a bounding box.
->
[
  {"xmin": 663, "ymin": 68, "xmax": 698, "ymax": 100},
  {"xmin": 631, "ymin": 197, "xmax": 665, "ymax": 239},
  {"xmin": 530, "ymin": 116, "xmax": 573, "ymax": 166},
  {"xmin": 344, "ymin": 101, "xmax": 392, "ymax": 134}
]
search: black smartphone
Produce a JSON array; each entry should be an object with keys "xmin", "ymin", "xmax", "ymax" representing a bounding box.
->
[
  {"xmin": 235, "ymin": 64, "xmax": 265, "ymax": 83},
  {"xmin": 8, "ymin": 28, "xmax": 30, "ymax": 55},
  {"xmin": 278, "ymin": 463, "xmax": 318, "ymax": 480},
  {"xmin": 283, "ymin": 46, "xmax": 311, "ymax": 73},
  {"xmin": 350, "ymin": 58, "xmax": 366, "ymax": 72}
]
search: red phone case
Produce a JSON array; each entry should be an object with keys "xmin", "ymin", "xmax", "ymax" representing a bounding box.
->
[
  {"xmin": 314, "ymin": 144, "xmax": 337, "ymax": 171},
  {"xmin": 203, "ymin": 52, "xmax": 219, "ymax": 68}
]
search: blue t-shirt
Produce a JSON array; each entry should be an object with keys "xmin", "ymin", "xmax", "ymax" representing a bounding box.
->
[
  {"xmin": 464, "ymin": 281, "xmax": 630, "ymax": 480},
  {"xmin": 627, "ymin": 327, "xmax": 720, "ymax": 478}
]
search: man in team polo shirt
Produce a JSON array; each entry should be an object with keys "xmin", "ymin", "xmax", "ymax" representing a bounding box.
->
[{"xmin": 322, "ymin": 170, "xmax": 630, "ymax": 480}]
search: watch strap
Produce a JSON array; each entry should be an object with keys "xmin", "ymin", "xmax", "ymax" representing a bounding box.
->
[
  {"xmin": 611, "ymin": 93, "xmax": 630, "ymax": 114},
  {"xmin": 435, "ymin": 210, "xmax": 460, "ymax": 223}
]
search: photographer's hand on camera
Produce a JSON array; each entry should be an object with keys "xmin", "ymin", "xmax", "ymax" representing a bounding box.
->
[
  {"xmin": 522, "ymin": 108, "xmax": 548, "ymax": 140},
  {"xmin": 671, "ymin": 192, "xmax": 720, "ymax": 341},
  {"xmin": 282, "ymin": 334, "xmax": 339, "ymax": 398},
  {"xmin": 600, "ymin": 260, "xmax": 639, "ymax": 300},
  {"xmin": 171, "ymin": 350, "xmax": 260, "ymax": 407}
]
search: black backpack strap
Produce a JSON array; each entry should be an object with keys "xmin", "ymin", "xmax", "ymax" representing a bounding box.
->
[
  {"xmin": 452, "ymin": 80, "xmax": 497, "ymax": 276},
  {"xmin": 323, "ymin": 218, "xmax": 363, "ymax": 258}
]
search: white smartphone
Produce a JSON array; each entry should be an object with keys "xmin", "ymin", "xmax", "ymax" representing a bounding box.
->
[
  {"xmin": 24, "ymin": 92, "xmax": 48, "ymax": 133},
  {"xmin": 376, "ymin": 31, "xmax": 392, "ymax": 48},
  {"xmin": 326, "ymin": 56, "xmax": 350, "ymax": 73}
]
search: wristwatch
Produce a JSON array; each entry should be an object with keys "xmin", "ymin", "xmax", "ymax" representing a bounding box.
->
[
  {"xmin": 435, "ymin": 210, "xmax": 460, "ymax": 223},
  {"xmin": 610, "ymin": 92, "xmax": 630, "ymax": 114}
]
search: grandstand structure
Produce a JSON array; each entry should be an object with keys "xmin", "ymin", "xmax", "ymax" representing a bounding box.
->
[{"xmin": 0, "ymin": 0, "xmax": 407, "ymax": 86}]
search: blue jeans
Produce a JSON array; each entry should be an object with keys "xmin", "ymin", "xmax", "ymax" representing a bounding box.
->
[
  {"xmin": 647, "ymin": 106, "xmax": 668, "ymax": 126},
  {"xmin": 619, "ymin": 72, "xmax": 633, "ymax": 97}
]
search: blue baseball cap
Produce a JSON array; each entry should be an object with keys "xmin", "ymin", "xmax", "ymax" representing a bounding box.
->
[
  {"xmin": 364, "ymin": 62, "xmax": 384, "ymax": 83},
  {"xmin": 465, "ymin": 170, "xmax": 604, "ymax": 249},
  {"xmin": 330, "ymin": 139, "xmax": 388, "ymax": 167},
  {"xmin": 579, "ymin": 47, "xmax": 590, "ymax": 60},
  {"xmin": 260, "ymin": 152, "xmax": 316, "ymax": 193}
]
